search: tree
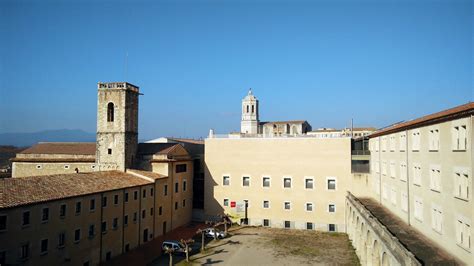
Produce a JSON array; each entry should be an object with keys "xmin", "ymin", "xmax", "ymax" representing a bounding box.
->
[
  {"xmin": 180, "ymin": 238, "xmax": 195, "ymax": 262},
  {"xmin": 163, "ymin": 246, "xmax": 175, "ymax": 266},
  {"xmin": 196, "ymin": 228, "xmax": 206, "ymax": 253}
]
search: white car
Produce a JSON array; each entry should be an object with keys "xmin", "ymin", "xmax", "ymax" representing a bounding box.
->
[
  {"xmin": 204, "ymin": 228, "xmax": 226, "ymax": 239},
  {"xmin": 162, "ymin": 240, "xmax": 191, "ymax": 254}
]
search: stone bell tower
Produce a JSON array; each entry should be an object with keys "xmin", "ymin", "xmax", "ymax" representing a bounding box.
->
[
  {"xmin": 96, "ymin": 82, "xmax": 139, "ymax": 171},
  {"xmin": 241, "ymin": 89, "xmax": 259, "ymax": 135}
]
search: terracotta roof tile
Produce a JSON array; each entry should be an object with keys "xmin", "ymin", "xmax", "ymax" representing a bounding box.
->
[
  {"xmin": 19, "ymin": 142, "xmax": 96, "ymax": 155},
  {"xmin": 0, "ymin": 171, "xmax": 152, "ymax": 209}
]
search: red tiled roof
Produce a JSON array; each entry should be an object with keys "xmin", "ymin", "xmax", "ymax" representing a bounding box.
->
[
  {"xmin": 19, "ymin": 142, "xmax": 96, "ymax": 155},
  {"xmin": 370, "ymin": 102, "xmax": 474, "ymax": 138},
  {"xmin": 0, "ymin": 171, "xmax": 153, "ymax": 209}
]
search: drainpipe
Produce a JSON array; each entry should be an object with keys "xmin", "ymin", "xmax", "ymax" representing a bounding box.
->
[{"xmin": 406, "ymin": 129, "xmax": 411, "ymax": 226}]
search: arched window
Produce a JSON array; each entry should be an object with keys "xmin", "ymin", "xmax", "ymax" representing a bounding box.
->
[
  {"xmin": 251, "ymin": 105, "xmax": 254, "ymax": 113},
  {"xmin": 107, "ymin": 102, "xmax": 114, "ymax": 122},
  {"xmin": 246, "ymin": 105, "xmax": 249, "ymax": 113}
]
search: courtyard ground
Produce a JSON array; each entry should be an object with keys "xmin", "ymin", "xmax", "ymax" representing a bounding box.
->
[{"xmin": 150, "ymin": 226, "xmax": 359, "ymax": 266}]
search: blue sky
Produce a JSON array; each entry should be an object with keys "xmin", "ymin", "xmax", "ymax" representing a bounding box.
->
[{"xmin": 0, "ymin": 0, "xmax": 472, "ymax": 140}]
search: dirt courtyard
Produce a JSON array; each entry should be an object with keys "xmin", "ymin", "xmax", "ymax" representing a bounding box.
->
[{"xmin": 152, "ymin": 226, "xmax": 359, "ymax": 266}]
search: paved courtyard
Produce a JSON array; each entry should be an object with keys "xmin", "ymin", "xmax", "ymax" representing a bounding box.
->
[{"xmin": 150, "ymin": 226, "xmax": 359, "ymax": 266}]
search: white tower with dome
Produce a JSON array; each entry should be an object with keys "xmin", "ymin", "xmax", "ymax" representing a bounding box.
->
[{"xmin": 241, "ymin": 89, "xmax": 260, "ymax": 135}]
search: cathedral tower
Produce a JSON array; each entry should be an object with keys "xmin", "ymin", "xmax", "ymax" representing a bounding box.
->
[
  {"xmin": 96, "ymin": 82, "xmax": 139, "ymax": 171},
  {"xmin": 241, "ymin": 89, "xmax": 259, "ymax": 134}
]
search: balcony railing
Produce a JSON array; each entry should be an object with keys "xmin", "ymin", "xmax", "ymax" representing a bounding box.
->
[{"xmin": 351, "ymin": 150, "xmax": 371, "ymax": 156}]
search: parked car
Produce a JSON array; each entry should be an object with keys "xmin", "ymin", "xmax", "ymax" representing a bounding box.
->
[
  {"xmin": 204, "ymin": 228, "xmax": 226, "ymax": 239},
  {"xmin": 162, "ymin": 240, "xmax": 191, "ymax": 254}
]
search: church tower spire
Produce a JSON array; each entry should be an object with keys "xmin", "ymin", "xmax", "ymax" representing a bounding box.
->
[{"xmin": 241, "ymin": 88, "xmax": 259, "ymax": 135}]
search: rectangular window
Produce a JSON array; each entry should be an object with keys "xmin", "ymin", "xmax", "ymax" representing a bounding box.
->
[
  {"xmin": 223, "ymin": 199, "xmax": 229, "ymax": 207},
  {"xmin": 142, "ymin": 210, "xmax": 146, "ymax": 219},
  {"xmin": 382, "ymin": 183, "xmax": 388, "ymax": 200},
  {"xmin": 108, "ymin": 148, "xmax": 112, "ymax": 155},
  {"xmin": 176, "ymin": 164, "xmax": 187, "ymax": 173},
  {"xmin": 305, "ymin": 178, "xmax": 313, "ymax": 189},
  {"xmin": 413, "ymin": 164, "xmax": 422, "ymax": 186},
  {"xmin": 113, "ymin": 218, "xmax": 118, "ymax": 230},
  {"xmin": 58, "ymin": 232, "xmax": 65, "ymax": 247},
  {"xmin": 263, "ymin": 200, "xmax": 270, "ymax": 209},
  {"xmin": 75, "ymin": 202, "xmax": 82, "ymax": 214},
  {"xmin": 102, "ymin": 196, "xmax": 107, "ymax": 207},
  {"xmin": 306, "ymin": 222, "xmax": 313, "ymax": 230},
  {"xmin": 454, "ymin": 169, "xmax": 470, "ymax": 200},
  {"xmin": 327, "ymin": 179, "xmax": 336, "ymax": 190},
  {"xmin": 399, "ymin": 132, "xmax": 406, "ymax": 151},
  {"xmin": 429, "ymin": 128, "xmax": 440, "ymax": 151},
  {"xmin": 22, "ymin": 211, "xmax": 30, "ymax": 226},
  {"xmin": 182, "ymin": 199, "xmax": 186, "ymax": 207},
  {"xmin": 284, "ymin": 221, "xmax": 291, "ymax": 229},
  {"xmin": 456, "ymin": 218, "xmax": 471, "ymax": 250},
  {"xmin": 175, "ymin": 182, "xmax": 179, "ymax": 193},
  {"xmin": 430, "ymin": 166, "xmax": 441, "ymax": 192},
  {"xmin": 400, "ymin": 163, "xmax": 407, "ymax": 182},
  {"xmin": 243, "ymin": 176, "xmax": 250, "ymax": 187},
  {"xmin": 389, "ymin": 135, "xmax": 396, "ymax": 151},
  {"xmin": 74, "ymin": 229, "xmax": 81, "ymax": 242},
  {"xmin": 42, "ymin": 208, "xmax": 49, "ymax": 222},
  {"xmin": 306, "ymin": 203, "xmax": 313, "ymax": 212},
  {"xmin": 452, "ymin": 124, "xmax": 467, "ymax": 151},
  {"xmin": 223, "ymin": 176, "xmax": 230, "ymax": 186},
  {"xmin": 431, "ymin": 206, "xmax": 443, "ymax": 234},
  {"xmin": 412, "ymin": 130, "xmax": 421, "ymax": 151},
  {"xmin": 101, "ymin": 222, "xmax": 107, "ymax": 233},
  {"xmin": 124, "ymin": 215, "xmax": 129, "ymax": 226},
  {"xmin": 175, "ymin": 202, "xmax": 178, "ymax": 210},
  {"xmin": 20, "ymin": 243, "xmax": 29, "ymax": 259},
  {"xmin": 283, "ymin": 177, "xmax": 291, "ymax": 188},
  {"xmin": 143, "ymin": 189, "xmax": 147, "ymax": 198},
  {"xmin": 125, "ymin": 192, "xmax": 129, "ymax": 203},
  {"xmin": 90, "ymin": 199, "xmax": 96, "ymax": 211},
  {"xmin": 263, "ymin": 219, "xmax": 270, "ymax": 227},
  {"xmin": 328, "ymin": 224, "xmax": 336, "ymax": 232},
  {"xmin": 164, "ymin": 185, "xmax": 168, "ymax": 196},
  {"xmin": 390, "ymin": 161, "xmax": 396, "ymax": 178},
  {"xmin": 88, "ymin": 224, "xmax": 95, "ymax": 237},
  {"xmin": 114, "ymin": 195, "xmax": 119, "ymax": 205},
  {"xmin": 328, "ymin": 204, "xmax": 335, "ymax": 213},
  {"xmin": 284, "ymin": 201, "xmax": 291, "ymax": 210},
  {"xmin": 414, "ymin": 197, "xmax": 423, "ymax": 221},
  {"xmin": 133, "ymin": 212, "xmax": 137, "ymax": 222},
  {"xmin": 263, "ymin": 177, "xmax": 270, "ymax": 187},
  {"xmin": 401, "ymin": 192, "xmax": 408, "ymax": 212},
  {"xmin": 390, "ymin": 187, "xmax": 397, "ymax": 205},
  {"xmin": 381, "ymin": 136, "xmax": 387, "ymax": 151},
  {"xmin": 183, "ymin": 180, "xmax": 187, "ymax": 192},
  {"xmin": 0, "ymin": 215, "xmax": 6, "ymax": 231},
  {"xmin": 134, "ymin": 191, "xmax": 138, "ymax": 200},
  {"xmin": 60, "ymin": 204, "xmax": 66, "ymax": 218},
  {"xmin": 40, "ymin": 239, "xmax": 48, "ymax": 254},
  {"xmin": 150, "ymin": 188, "xmax": 154, "ymax": 196},
  {"xmin": 382, "ymin": 161, "xmax": 387, "ymax": 176},
  {"xmin": 159, "ymin": 207, "xmax": 162, "ymax": 216}
]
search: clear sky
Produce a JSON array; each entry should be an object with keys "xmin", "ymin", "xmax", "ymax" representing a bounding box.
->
[{"xmin": 0, "ymin": 0, "xmax": 472, "ymax": 140}]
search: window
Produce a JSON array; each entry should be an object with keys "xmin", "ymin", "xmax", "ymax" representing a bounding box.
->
[
  {"xmin": 142, "ymin": 210, "xmax": 146, "ymax": 219},
  {"xmin": 102, "ymin": 196, "xmax": 107, "ymax": 207},
  {"xmin": 125, "ymin": 192, "xmax": 129, "ymax": 202},
  {"xmin": 401, "ymin": 192, "xmax": 408, "ymax": 212},
  {"xmin": 400, "ymin": 162, "xmax": 407, "ymax": 182},
  {"xmin": 283, "ymin": 177, "xmax": 291, "ymax": 188},
  {"xmin": 74, "ymin": 229, "xmax": 81, "ymax": 242},
  {"xmin": 431, "ymin": 205, "xmax": 443, "ymax": 234},
  {"xmin": 306, "ymin": 222, "xmax": 313, "ymax": 230},
  {"xmin": 107, "ymin": 102, "xmax": 114, "ymax": 122},
  {"xmin": 150, "ymin": 188, "xmax": 154, "ymax": 196},
  {"xmin": 243, "ymin": 176, "xmax": 250, "ymax": 186},
  {"xmin": 430, "ymin": 166, "xmax": 441, "ymax": 192},
  {"xmin": 375, "ymin": 161, "xmax": 380, "ymax": 173},
  {"xmin": 284, "ymin": 221, "xmax": 291, "ymax": 229},
  {"xmin": 327, "ymin": 179, "xmax": 336, "ymax": 190},
  {"xmin": 223, "ymin": 176, "xmax": 230, "ymax": 186},
  {"xmin": 413, "ymin": 164, "xmax": 422, "ymax": 186},
  {"xmin": 382, "ymin": 183, "xmax": 388, "ymax": 200},
  {"xmin": 20, "ymin": 243, "xmax": 29, "ymax": 259},
  {"xmin": 452, "ymin": 124, "xmax": 467, "ymax": 151},
  {"xmin": 101, "ymin": 222, "xmax": 107, "ymax": 233},
  {"xmin": 328, "ymin": 224, "xmax": 336, "ymax": 232},
  {"xmin": 60, "ymin": 204, "xmax": 66, "ymax": 218},
  {"xmin": 284, "ymin": 201, "xmax": 291, "ymax": 210},
  {"xmin": 108, "ymin": 149, "xmax": 112, "ymax": 155},
  {"xmin": 175, "ymin": 202, "xmax": 178, "ymax": 210},
  {"xmin": 88, "ymin": 224, "xmax": 95, "ymax": 237},
  {"xmin": 454, "ymin": 169, "xmax": 470, "ymax": 200},
  {"xmin": 399, "ymin": 132, "xmax": 407, "ymax": 151},
  {"xmin": 175, "ymin": 182, "xmax": 179, "ymax": 193},
  {"xmin": 143, "ymin": 189, "xmax": 147, "ymax": 198},
  {"xmin": 263, "ymin": 200, "xmax": 270, "ymax": 209},
  {"xmin": 262, "ymin": 177, "xmax": 270, "ymax": 187},
  {"xmin": 0, "ymin": 215, "xmax": 6, "ymax": 231},
  {"xmin": 389, "ymin": 135, "xmax": 396, "ymax": 151},
  {"xmin": 133, "ymin": 212, "xmax": 137, "ymax": 222},
  {"xmin": 42, "ymin": 207, "xmax": 49, "ymax": 222},
  {"xmin": 390, "ymin": 187, "xmax": 397, "ymax": 205},
  {"xmin": 133, "ymin": 191, "xmax": 138, "ymax": 200},
  {"xmin": 306, "ymin": 203, "xmax": 313, "ymax": 212},
  {"xmin": 223, "ymin": 199, "xmax": 229, "ymax": 207},
  {"xmin": 113, "ymin": 218, "xmax": 118, "ymax": 230},
  {"xmin": 36, "ymin": 164, "xmax": 42, "ymax": 169},
  {"xmin": 90, "ymin": 199, "xmax": 96, "ymax": 211},
  {"xmin": 381, "ymin": 136, "xmax": 387, "ymax": 151},
  {"xmin": 414, "ymin": 196, "xmax": 423, "ymax": 221},
  {"xmin": 114, "ymin": 195, "xmax": 119, "ymax": 205},
  {"xmin": 58, "ymin": 232, "xmax": 65, "ymax": 247},
  {"xmin": 159, "ymin": 207, "xmax": 162, "ymax": 216},
  {"xmin": 164, "ymin": 185, "xmax": 168, "ymax": 196},
  {"xmin": 182, "ymin": 199, "xmax": 186, "ymax": 207},
  {"xmin": 381, "ymin": 161, "xmax": 387, "ymax": 176},
  {"xmin": 412, "ymin": 130, "xmax": 421, "ymax": 151},
  {"xmin": 456, "ymin": 218, "xmax": 471, "ymax": 250},
  {"xmin": 328, "ymin": 204, "xmax": 335, "ymax": 213},
  {"xmin": 263, "ymin": 219, "xmax": 270, "ymax": 227},
  {"xmin": 22, "ymin": 211, "xmax": 30, "ymax": 226},
  {"xmin": 75, "ymin": 202, "xmax": 82, "ymax": 214},
  {"xmin": 125, "ymin": 244, "xmax": 130, "ymax": 252},
  {"xmin": 176, "ymin": 164, "xmax": 187, "ymax": 173},
  {"xmin": 305, "ymin": 178, "xmax": 313, "ymax": 189},
  {"xmin": 123, "ymin": 215, "xmax": 128, "ymax": 226},
  {"xmin": 64, "ymin": 165, "xmax": 70, "ymax": 169},
  {"xmin": 106, "ymin": 251, "xmax": 112, "ymax": 261},
  {"xmin": 390, "ymin": 161, "xmax": 396, "ymax": 178},
  {"xmin": 183, "ymin": 180, "xmax": 187, "ymax": 192},
  {"xmin": 429, "ymin": 128, "xmax": 440, "ymax": 151}
]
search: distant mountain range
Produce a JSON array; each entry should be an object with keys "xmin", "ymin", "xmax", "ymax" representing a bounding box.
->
[{"xmin": 0, "ymin": 129, "xmax": 96, "ymax": 147}]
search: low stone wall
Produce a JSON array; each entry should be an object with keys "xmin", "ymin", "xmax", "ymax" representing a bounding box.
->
[{"xmin": 346, "ymin": 192, "xmax": 420, "ymax": 266}]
